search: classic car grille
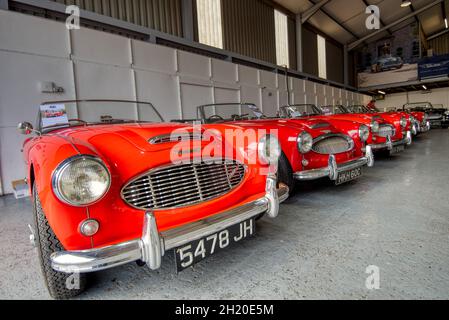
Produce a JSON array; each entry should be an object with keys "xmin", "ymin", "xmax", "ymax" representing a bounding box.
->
[
  {"xmin": 121, "ymin": 160, "xmax": 246, "ymax": 210},
  {"xmin": 377, "ymin": 124, "xmax": 395, "ymax": 137},
  {"xmin": 312, "ymin": 136, "xmax": 352, "ymax": 154}
]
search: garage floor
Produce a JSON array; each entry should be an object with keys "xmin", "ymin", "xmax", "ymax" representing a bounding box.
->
[{"xmin": 1, "ymin": 130, "xmax": 448, "ymax": 300}]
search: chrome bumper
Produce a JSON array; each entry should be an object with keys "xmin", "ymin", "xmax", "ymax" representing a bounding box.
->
[
  {"xmin": 50, "ymin": 177, "xmax": 289, "ymax": 274},
  {"xmin": 293, "ymin": 146, "xmax": 374, "ymax": 181},
  {"xmin": 368, "ymin": 131, "xmax": 412, "ymax": 151},
  {"xmin": 418, "ymin": 122, "xmax": 431, "ymax": 133}
]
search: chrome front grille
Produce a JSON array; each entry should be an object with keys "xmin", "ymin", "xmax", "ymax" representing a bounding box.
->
[
  {"xmin": 121, "ymin": 160, "xmax": 246, "ymax": 210},
  {"xmin": 312, "ymin": 135, "xmax": 353, "ymax": 154},
  {"xmin": 377, "ymin": 124, "xmax": 395, "ymax": 137}
]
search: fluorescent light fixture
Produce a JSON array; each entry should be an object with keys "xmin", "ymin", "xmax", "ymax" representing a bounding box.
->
[
  {"xmin": 445, "ymin": 18, "xmax": 448, "ymax": 29},
  {"xmin": 422, "ymin": 85, "xmax": 427, "ymax": 90},
  {"xmin": 401, "ymin": 0, "xmax": 412, "ymax": 8},
  {"xmin": 378, "ymin": 90, "xmax": 386, "ymax": 95}
]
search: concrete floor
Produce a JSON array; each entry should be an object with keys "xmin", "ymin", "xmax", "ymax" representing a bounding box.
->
[{"xmin": 1, "ymin": 130, "xmax": 449, "ymax": 300}]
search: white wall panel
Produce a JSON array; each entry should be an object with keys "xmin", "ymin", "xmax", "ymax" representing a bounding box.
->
[
  {"xmin": 0, "ymin": 51, "xmax": 75, "ymax": 193},
  {"xmin": 240, "ymin": 85, "xmax": 261, "ymax": 107},
  {"xmin": 211, "ymin": 59, "xmax": 237, "ymax": 83},
  {"xmin": 0, "ymin": 11, "xmax": 69, "ymax": 58},
  {"xmin": 304, "ymin": 80, "xmax": 316, "ymax": 95},
  {"xmin": 132, "ymin": 40, "xmax": 177, "ymax": 74},
  {"xmin": 71, "ymin": 28, "xmax": 131, "ymax": 67},
  {"xmin": 260, "ymin": 70, "xmax": 277, "ymax": 89},
  {"xmin": 135, "ymin": 71, "xmax": 180, "ymax": 121},
  {"xmin": 74, "ymin": 62, "xmax": 135, "ymax": 121},
  {"xmin": 238, "ymin": 65, "xmax": 259, "ymax": 86},
  {"xmin": 293, "ymin": 92, "xmax": 306, "ymax": 104},
  {"xmin": 74, "ymin": 62, "xmax": 135, "ymax": 100},
  {"xmin": 180, "ymin": 84, "xmax": 213, "ymax": 119},
  {"xmin": 214, "ymin": 88, "xmax": 239, "ymax": 104},
  {"xmin": 262, "ymin": 88, "xmax": 278, "ymax": 116},
  {"xmin": 278, "ymin": 91, "xmax": 289, "ymax": 110},
  {"xmin": 178, "ymin": 51, "xmax": 211, "ymax": 79}
]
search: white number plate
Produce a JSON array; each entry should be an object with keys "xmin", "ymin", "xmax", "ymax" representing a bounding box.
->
[
  {"xmin": 336, "ymin": 167, "xmax": 362, "ymax": 185},
  {"xmin": 175, "ymin": 219, "xmax": 256, "ymax": 272}
]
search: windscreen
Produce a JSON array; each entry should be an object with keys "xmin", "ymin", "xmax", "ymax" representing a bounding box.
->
[
  {"xmin": 279, "ymin": 105, "xmax": 322, "ymax": 118},
  {"xmin": 198, "ymin": 103, "xmax": 265, "ymax": 123},
  {"xmin": 38, "ymin": 100, "xmax": 163, "ymax": 132},
  {"xmin": 318, "ymin": 105, "xmax": 350, "ymax": 115}
]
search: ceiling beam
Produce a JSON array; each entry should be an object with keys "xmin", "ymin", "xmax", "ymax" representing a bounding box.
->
[
  {"xmin": 428, "ymin": 27, "xmax": 449, "ymax": 40},
  {"xmin": 301, "ymin": 0, "xmax": 331, "ymax": 23},
  {"xmin": 307, "ymin": 0, "xmax": 360, "ymax": 40},
  {"xmin": 348, "ymin": 0, "xmax": 444, "ymax": 50}
]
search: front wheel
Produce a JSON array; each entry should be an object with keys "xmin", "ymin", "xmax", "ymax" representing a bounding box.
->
[
  {"xmin": 277, "ymin": 152, "xmax": 295, "ymax": 194},
  {"xmin": 32, "ymin": 183, "xmax": 87, "ymax": 299}
]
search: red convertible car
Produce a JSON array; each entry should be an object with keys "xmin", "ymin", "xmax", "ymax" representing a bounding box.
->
[
  {"xmin": 195, "ymin": 103, "xmax": 375, "ymax": 192},
  {"xmin": 18, "ymin": 100, "xmax": 288, "ymax": 299},
  {"xmin": 313, "ymin": 104, "xmax": 412, "ymax": 155}
]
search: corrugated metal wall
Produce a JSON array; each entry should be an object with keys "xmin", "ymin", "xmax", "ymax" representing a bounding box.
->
[
  {"xmin": 429, "ymin": 33, "xmax": 449, "ymax": 55},
  {"xmin": 50, "ymin": 0, "xmax": 183, "ymax": 36},
  {"xmin": 221, "ymin": 0, "xmax": 276, "ymax": 64}
]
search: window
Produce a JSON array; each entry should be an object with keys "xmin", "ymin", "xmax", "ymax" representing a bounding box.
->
[
  {"xmin": 317, "ymin": 34, "xmax": 327, "ymax": 79},
  {"xmin": 275, "ymin": 10, "xmax": 289, "ymax": 68},
  {"xmin": 196, "ymin": 0, "xmax": 223, "ymax": 49}
]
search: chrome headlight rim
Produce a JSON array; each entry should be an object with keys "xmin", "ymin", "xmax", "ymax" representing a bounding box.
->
[
  {"xmin": 297, "ymin": 131, "xmax": 313, "ymax": 154},
  {"xmin": 359, "ymin": 124, "xmax": 370, "ymax": 142},
  {"xmin": 258, "ymin": 134, "xmax": 281, "ymax": 165},
  {"xmin": 52, "ymin": 155, "xmax": 111, "ymax": 207}
]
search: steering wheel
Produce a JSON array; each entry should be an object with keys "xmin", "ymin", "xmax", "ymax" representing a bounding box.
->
[{"xmin": 207, "ymin": 114, "xmax": 224, "ymax": 123}]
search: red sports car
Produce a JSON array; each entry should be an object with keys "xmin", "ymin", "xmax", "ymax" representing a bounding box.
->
[
  {"xmin": 196, "ymin": 103, "xmax": 374, "ymax": 192},
  {"xmin": 309, "ymin": 104, "xmax": 412, "ymax": 155},
  {"xmin": 400, "ymin": 103, "xmax": 431, "ymax": 134},
  {"xmin": 18, "ymin": 100, "xmax": 288, "ymax": 299}
]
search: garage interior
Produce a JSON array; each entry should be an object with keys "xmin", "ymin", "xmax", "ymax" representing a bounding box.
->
[{"xmin": 0, "ymin": 0, "xmax": 449, "ymax": 300}]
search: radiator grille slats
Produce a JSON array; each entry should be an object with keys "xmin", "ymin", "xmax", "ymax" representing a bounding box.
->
[
  {"xmin": 122, "ymin": 160, "xmax": 245, "ymax": 210},
  {"xmin": 312, "ymin": 136, "xmax": 352, "ymax": 154},
  {"xmin": 377, "ymin": 125, "xmax": 395, "ymax": 138}
]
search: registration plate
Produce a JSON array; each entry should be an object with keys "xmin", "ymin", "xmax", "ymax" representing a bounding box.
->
[
  {"xmin": 174, "ymin": 219, "xmax": 256, "ymax": 272},
  {"xmin": 335, "ymin": 167, "xmax": 362, "ymax": 185},
  {"xmin": 390, "ymin": 145, "xmax": 405, "ymax": 155}
]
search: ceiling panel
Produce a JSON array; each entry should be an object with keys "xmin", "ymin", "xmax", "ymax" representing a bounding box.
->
[{"xmin": 273, "ymin": 0, "xmax": 446, "ymax": 46}]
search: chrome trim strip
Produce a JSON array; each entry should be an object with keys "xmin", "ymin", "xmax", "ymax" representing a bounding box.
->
[{"xmin": 50, "ymin": 182, "xmax": 288, "ymax": 274}]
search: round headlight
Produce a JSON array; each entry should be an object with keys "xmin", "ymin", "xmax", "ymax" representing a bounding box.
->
[
  {"xmin": 52, "ymin": 155, "xmax": 111, "ymax": 206},
  {"xmin": 359, "ymin": 125, "xmax": 370, "ymax": 142},
  {"xmin": 371, "ymin": 121, "xmax": 380, "ymax": 132},
  {"xmin": 258, "ymin": 134, "xmax": 281, "ymax": 165},
  {"xmin": 400, "ymin": 117, "xmax": 407, "ymax": 128},
  {"xmin": 444, "ymin": 111, "xmax": 449, "ymax": 116},
  {"xmin": 297, "ymin": 132, "xmax": 313, "ymax": 154}
]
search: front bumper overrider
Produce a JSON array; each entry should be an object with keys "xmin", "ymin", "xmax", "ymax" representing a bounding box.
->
[
  {"xmin": 368, "ymin": 131, "xmax": 412, "ymax": 151},
  {"xmin": 50, "ymin": 177, "xmax": 289, "ymax": 274},
  {"xmin": 293, "ymin": 146, "xmax": 374, "ymax": 181}
]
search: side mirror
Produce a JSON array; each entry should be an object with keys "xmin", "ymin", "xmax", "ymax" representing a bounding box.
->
[{"xmin": 17, "ymin": 122, "xmax": 34, "ymax": 135}]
